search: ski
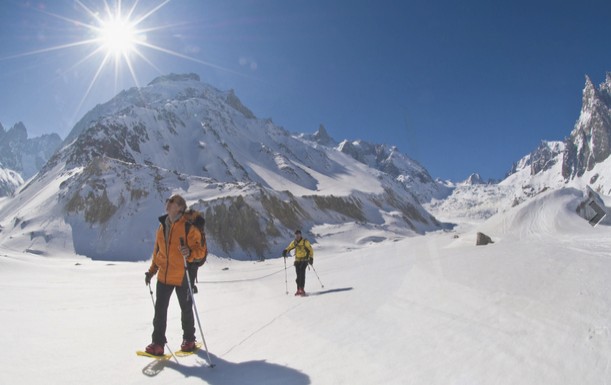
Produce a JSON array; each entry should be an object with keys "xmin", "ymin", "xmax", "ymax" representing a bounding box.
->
[
  {"xmin": 136, "ymin": 350, "xmax": 173, "ymax": 360},
  {"xmin": 174, "ymin": 342, "xmax": 203, "ymax": 357}
]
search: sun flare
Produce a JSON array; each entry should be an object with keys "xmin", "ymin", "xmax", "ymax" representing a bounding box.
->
[
  {"xmin": 97, "ymin": 16, "xmax": 140, "ymax": 58},
  {"xmin": 7, "ymin": 0, "xmax": 237, "ymax": 122}
]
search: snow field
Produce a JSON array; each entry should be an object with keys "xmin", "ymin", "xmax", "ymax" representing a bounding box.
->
[{"xmin": 1, "ymin": 188, "xmax": 611, "ymax": 384}]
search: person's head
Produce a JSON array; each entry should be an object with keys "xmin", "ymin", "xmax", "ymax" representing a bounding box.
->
[
  {"xmin": 165, "ymin": 194, "xmax": 187, "ymax": 219},
  {"xmin": 294, "ymin": 229, "xmax": 302, "ymax": 240}
]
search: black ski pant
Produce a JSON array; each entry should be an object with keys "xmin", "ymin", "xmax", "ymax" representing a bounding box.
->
[
  {"xmin": 187, "ymin": 262, "xmax": 199, "ymax": 293},
  {"xmin": 294, "ymin": 260, "xmax": 308, "ymax": 289},
  {"xmin": 152, "ymin": 277, "xmax": 195, "ymax": 344}
]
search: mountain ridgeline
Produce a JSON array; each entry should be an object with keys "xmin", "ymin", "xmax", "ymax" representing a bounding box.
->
[
  {"xmin": 1, "ymin": 73, "xmax": 444, "ymax": 260},
  {"xmin": 1, "ymin": 71, "xmax": 610, "ymax": 261},
  {"xmin": 0, "ymin": 122, "xmax": 61, "ymax": 196},
  {"xmin": 562, "ymin": 74, "xmax": 611, "ymax": 180},
  {"xmin": 429, "ymin": 72, "xmax": 611, "ymax": 222}
]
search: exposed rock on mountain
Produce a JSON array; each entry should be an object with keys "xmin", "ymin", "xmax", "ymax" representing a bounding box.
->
[
  {"xmin": 427, "ymin": 72, "xmax": 611, "ymax": 223},
  {"xmin": 463, "ymin": 173, "xmax": 485, "ymax": 185},
  {"xmin": 0, "ymin": 73, "xmax": 444, "ymax": 260},
  {"xmin": 337, "ymin": 139, "xmax": 452, "ymax": 203},
  {"xmin": 0, "ymin": 166, "xmax": 23, "ymax": 197},
  {"xmin": 507, "ymin": 141, "xmax": 565, "ymax": 177},
  {"xmin": 0, "ymin": 121, "xmax": 61, "ymax": 196},
  {"xmin": 563, "ymin": 74, "xmax": 611, "ymax": 179},
  {"xmin": 0, "ymin": 121, "xmax": 62, "ymax": 180}
]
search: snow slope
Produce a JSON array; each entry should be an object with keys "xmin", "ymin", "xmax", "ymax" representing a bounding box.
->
[
  {"xmin": 0, "ymin": 74, "xmax": 441, "ymax": 261},
  {"xmin": 0, "ymin": 166, "xmax": 23, "ymax": 197},
  {"xmin": 1, "ymin": 186, "xmax": 610, "ymax": 385}
]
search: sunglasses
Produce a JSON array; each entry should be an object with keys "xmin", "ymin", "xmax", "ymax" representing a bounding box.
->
[{"xmin": 165, "ymin": 198, "xmax": 176, "ymax": 204}]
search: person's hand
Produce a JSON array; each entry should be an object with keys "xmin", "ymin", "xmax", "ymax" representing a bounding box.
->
[
  {"xmin": 282, "ymin": 250, "xmax": 287, "ymax": 258},
  {"xmin": 308, "ymin": 258, "xmax": 313, "ymax": 266},
  {"xmin": 180, "ymin": 245, "xmax": 191, "ymax": 258},
  {"xmin": 145, "ymin": 272, "xmax": 153, "ymax": 285}
]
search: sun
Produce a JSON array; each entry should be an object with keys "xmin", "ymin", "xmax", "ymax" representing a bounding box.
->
[
  {"xmin": 5, "ymin": 0, "xmax": 240, "ymax": 121},
  {"xmin": 84, "ymin": 0, "xmax": 148, "ymax": 69},
  {"xmin": 97, "ymin": 14, "xmax": 140, "ymax": 58}
]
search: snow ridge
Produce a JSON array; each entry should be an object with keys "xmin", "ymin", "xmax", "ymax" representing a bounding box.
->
[{"xmin": 0, "ymin": 73, "xmax": 443, "ymax": 261}]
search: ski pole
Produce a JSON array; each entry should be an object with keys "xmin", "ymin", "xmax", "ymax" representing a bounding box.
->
[
  {"xmin": 147, "ymin": 282, "xmax": 178, "ymax": 362},
  {"xmin": 309, "ymin": 264, "xmax": 324, "ymax": 288},
  {"xmin": 283, "ymin": 255, "xmax": 288, "ymax": 295},
  {"xmin": 180, "ymin": 238, "xmax": 215, "ymax": 368},
  {"xmin": 147, "ymin": 282, "xmax": 155, "ymax": 307}
]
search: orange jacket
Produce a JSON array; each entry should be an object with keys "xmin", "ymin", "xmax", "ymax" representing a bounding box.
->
[{"xmin": 148, "ymin": 214, "xmax": 207, "ymax": 286}]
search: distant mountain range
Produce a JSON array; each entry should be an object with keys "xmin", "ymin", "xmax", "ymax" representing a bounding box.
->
[
  {"xmin": 0, "ymin": 71, "xmax": 609, "ymax": 260},
  {"xmin": 0, "ymin": 122, "xmax": 61, "ymax": 196},
  {"xmin": 427, "ymin": 73, "xmax": 611, "ymax": 222}
]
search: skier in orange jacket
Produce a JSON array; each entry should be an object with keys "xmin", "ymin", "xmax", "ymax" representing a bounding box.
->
[{"xmin": 144, "ymin": 194, "xmax": 206, "ymax": 356}]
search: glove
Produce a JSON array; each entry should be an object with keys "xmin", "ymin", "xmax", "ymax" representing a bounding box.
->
[
  {"xmin": 282, "ymin": 250, "xmax": 287, "ymax": 257},
  {"xmin": 308, "ymin": 257, "xmax": 313, "ymax": 265},
  {"xmin": 180, "ymin": 245, "xmax": 191, "ymax": 258},
  {"xmin": 144, "ymin": 271, "xmax": 153, "ymax": 285}
]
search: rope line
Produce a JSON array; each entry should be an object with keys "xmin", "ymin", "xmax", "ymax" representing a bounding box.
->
[{"xmin": 198, "ymin": 267, "xmax": 286, "ymax": 284}]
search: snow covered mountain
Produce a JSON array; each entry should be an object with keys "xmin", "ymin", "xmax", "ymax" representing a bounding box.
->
[
  {"xmin": 563, "ymin": 73, "xmax": 611, "ymax": 179},
  {"xmin": 0, "ymin": 73, "xmax": 443, "ymax": 261},
  {"xmin": 336, "ymin": 139, "xmax": 453, "ymax": 203},
  {"xmin": 0, "ymin": 121, "xmax": 61, "ymax": 196},
  {"xmin": 0, "ymin": 166, "xmax": 23, "ymax": 197},
  {"xmin": 3, "ymin": 71, "xmax": 609, "ymax": 261},
  {"xmin": 0, "ymin": 121, "xmax": 62, "ymax": 180},
  {"xmin": 2, "ymin": 72, "xmax": 611, "ymax": 385},
  {"xmin": 426, "ymin": 72, "xmax": 611, "ymax": 223},
  {"xmin": 301, "ymin": 124, "xmax": 452, "ymax": 203}
]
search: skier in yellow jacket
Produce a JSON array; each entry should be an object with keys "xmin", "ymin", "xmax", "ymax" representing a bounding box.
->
[
  {"xmin": 282, "ymin": 229, "xmax": 314, "ymax": 296},
  {"xmin": 143, "ymin": 194, "xmax": 207, "ymax": 356}
]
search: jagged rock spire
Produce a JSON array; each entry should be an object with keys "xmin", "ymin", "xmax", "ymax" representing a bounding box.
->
[
  {"xmin": 562, "ymin": 73, "xmax": 611, "ymax": 179},
  {"xmin": 312, "ymin": 124, "xmax": 336, "ymax": 146}
]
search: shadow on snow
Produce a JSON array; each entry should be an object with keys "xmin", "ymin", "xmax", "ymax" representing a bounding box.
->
[
  {"xmin": 142, "ymin": 351, "xmax": 310, "ymax": 385},
  {"xmin": 307, "ymin": 287, "xmax": 353, "ymax": 296}
]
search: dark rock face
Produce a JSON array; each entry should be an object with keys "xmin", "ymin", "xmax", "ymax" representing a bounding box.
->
[
  {"xmin": 476, "ymin": 232, "xmax": 493, "ymax": 246},
  {"xmin": 562, "ymin": 74, "xmax": 611, "ymax": 179},
  {"xmin": 0, "ymin": 121, "xmax": 62, "ymax": 179}
]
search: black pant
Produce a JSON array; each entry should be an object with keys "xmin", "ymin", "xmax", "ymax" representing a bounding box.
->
[
  {"xmin": 187, "ymin": 263, "xmax": 199, "ymax": 291},
  {"xmin": 294, "ymin": 260, "xmax": 308, "ymax": 289},
  {"xmin": 152, "ymin": 278, "xmax": 195, "ymax": 344}
]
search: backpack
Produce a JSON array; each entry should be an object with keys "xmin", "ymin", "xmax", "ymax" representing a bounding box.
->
[{"xmin": 184, "ymin": 209, "xmax": 208, "ymax": 266}]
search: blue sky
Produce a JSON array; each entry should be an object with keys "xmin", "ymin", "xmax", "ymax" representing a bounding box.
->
[{"xmin": 0, "ymin": 0, "xmax": 610, "ymax": 181}]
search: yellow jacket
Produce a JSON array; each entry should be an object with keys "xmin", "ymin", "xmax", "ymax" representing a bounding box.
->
[
  {"xmin": 148, "ymin": 214, "xmax": 207, "ymax": 286},
  {"xmin": 285, "ymin": 238, "xmax": 314, "ymax": 261}
]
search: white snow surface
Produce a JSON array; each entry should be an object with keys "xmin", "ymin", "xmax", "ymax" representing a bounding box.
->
[{"xmin": 1, "ymin": 186, "xmax": 611, "ymax": 384}]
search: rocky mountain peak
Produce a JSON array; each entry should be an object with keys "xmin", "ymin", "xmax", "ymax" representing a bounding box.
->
[
  {"xmin": 530, "ymin": 141, "xmax": 565, "ymax": 176},
  {"xmin": 562, "ymin": 73, "xmax": 611, "ymax": 179},
  {"xmin": 225, "ymin": 89, "xmax": 256, "ymax": 119},
  {"xmin": 6, "ymin": 122, "xmax": 27, "ymax": 141},
  {"xmin": 312, "ymin": 124, "xmax": 336, "ymax": 146},
  {"xmin": 0, "ymin": 122, "xmax": 61, "ymax": 180},
  {"xmin": 463, "ymin": 173, "xmax": 484, "ymax": 185},
  {"xmin": 148, "ymin": 72, "xmax": 201, "ymax": 85},
  {"xmin": 3, "ymin": 73, "xmax": 443, "ymax": 260}
]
